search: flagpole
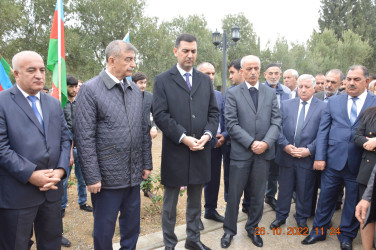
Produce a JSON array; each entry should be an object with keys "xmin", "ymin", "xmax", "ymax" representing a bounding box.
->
[{"xmin": 57, "ymin": 0, "xmax": 62, "ymax": 103}]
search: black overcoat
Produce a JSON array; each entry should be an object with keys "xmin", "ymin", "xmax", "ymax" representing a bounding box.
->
[{"xmin": 153, "ymin": 65, "xmax": 219, "ymax": 187}]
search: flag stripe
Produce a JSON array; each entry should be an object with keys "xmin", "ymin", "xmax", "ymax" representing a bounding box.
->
[
  {"xmin": 0, "ymin": 62, "xmax": 12, "ymax": 90},
  {"xmin": 47, "ymin": 0, "xmax": 67, "ymax": 107},
  {"xmin": 0, "ymin": 55, "xmax": 11, "ymax": 75}
]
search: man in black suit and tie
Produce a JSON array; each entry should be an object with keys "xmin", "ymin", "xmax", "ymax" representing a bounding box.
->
[
  {"xmin": 221, "ymin": 55, "xmax": 281, "ymax": 248},
  {"xmin": 153, "ymin": 34, "xmax": 219, "ymax": 250},
  {"xmin": 0, "ymin": 51, "xmax": 71, "ymax": 249}
]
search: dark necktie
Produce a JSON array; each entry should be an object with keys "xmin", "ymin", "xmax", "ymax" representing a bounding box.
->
[
  {"xmin": 249, "ymin": 87, "xmax": 258, "ymax": 110},
  {"xmin": 294, "ymin": 101, "xmax": 307, "ymax": 146},
  {"xmin": 350, "ymin": 97, "xmax": 359, "ymax": 125},
  {"xmin": 184, "ymin": 73, "xmax": 192, "ymax": 90},
  {"xmin": 27, "ymin": 95, "xmax": 44, "ymax": 130}
]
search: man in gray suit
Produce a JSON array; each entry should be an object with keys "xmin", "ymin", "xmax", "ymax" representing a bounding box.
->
[
  {"xmin": 314, "ymin": 69, "xmax": 344, "ymax": 102},
  {"xmin": 221, "ymin": 55, "xmax": 281, "ymax": 248}
]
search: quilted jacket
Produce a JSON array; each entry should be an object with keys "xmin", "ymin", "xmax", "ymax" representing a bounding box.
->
[{"xmin": 73, "ymin": 70, "xmax": 152, "ymax": 189}]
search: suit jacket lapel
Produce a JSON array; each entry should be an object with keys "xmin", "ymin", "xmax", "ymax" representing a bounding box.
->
[
  {"xmin": 303, "ymin": 98, "xmax": 316, "ymax": 129},
  {"xmin": 240, "ymin": 83, "xmax": 256, "ymax": 113},
  {"xmin": 11, "ymin": 85, "xmax": 45, "ymax": 135},
  {"xmin": 40, "ymin": 93, "xmax": 49, "ymax": 138},
  {"xmin": 170, "ymin": 66, "xmax": 191, "ymax": 94},
  {"xmin": 290, "ymin": 98, "xmax": 300, "ymax": 131},
  {"xmin": 257, "ymin": 84, "xmax": 267, "ymax": 114},
  {"xmin": 190, "ymin": 68, "xmax": 200, "ymax": 96}
]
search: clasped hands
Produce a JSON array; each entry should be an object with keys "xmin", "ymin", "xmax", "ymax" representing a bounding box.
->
[
  {"xmin": 363, "ymin": 137, "xmax": 376, "ymax": 151},
  {"xmin": 284, "ymin": 144, "xmax": 311, "ymax": 158},
  {"xmin": 182, "ymin": 134, "xmax": 210, "ymax": 151},
  {"xmin": 250, "ymin": 141, "xmax": 268, "ymax": 155},
  {"xmin": 28, "ymin": 168, "xmax": 65, "ymax": 191}
]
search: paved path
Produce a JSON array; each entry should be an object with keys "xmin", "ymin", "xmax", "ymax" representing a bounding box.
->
[{"xmin": 114, "ymin": 202, "xmax": 363, "ymax": 249}]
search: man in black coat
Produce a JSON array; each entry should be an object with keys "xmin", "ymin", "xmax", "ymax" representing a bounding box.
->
[{"xmin": 153, "ymin": 33, "xmax": 219, "ymax": 250}]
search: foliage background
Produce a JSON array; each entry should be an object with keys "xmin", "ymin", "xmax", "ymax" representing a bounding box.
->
[{"xmin": 1, "ymin": 0, "xmax": 375, "ymax": 90}]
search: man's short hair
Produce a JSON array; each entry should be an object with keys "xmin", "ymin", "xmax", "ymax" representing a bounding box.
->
[
  {"xmin": 175, "ymin": 34, "xmax": 197, "ymax": 48},
  {"xmin": 264, "ymin": 63, "xmax": 281, "ymax": 72},
  {"xmin": 326, "ymin": 69, "xmax": 345, "ymax": 82},
  {"xmin": 43, "ymin": 86, "xmax": 49, "ymax": 91},
  {"xmin": 105, "ymin": 40, "xmax": 138, "ymax": 63},
  {"xmin": 228, "ymin": 59, "xmax": 241, "ymax": 71},
  {"xmin": 132, "ymin": 72, "xmax": 147, "ymax": 83},
  {"xmin": 284, "ymin": 69, "xmax": 299, "ymax": 79},
  {"xmin": 240, "ymin": 55, "xmax": 261, "ymax": 68},
  {"xmin": 66, "ymin": 75, "xmax": 78, "ymax": 86},
  {"xmin": 346, "ymin": 65, "xmax": 369, "ymax": 80},
  {"xmin": 298, "ymin": 74, "xmax": 316, "ymax": 87}
]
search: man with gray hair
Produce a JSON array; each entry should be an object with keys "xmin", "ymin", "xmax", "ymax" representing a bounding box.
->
[
  {"xmin": 283, "ymin": 69, "xmax": 299, "ymax": 98},
  {"xmin": 74, "ymin": 40, "xmax": 152, "ymax": 249},
  {"xmin": 314, "ymin": 69, "xmax": 344, "ymax": 102},
  {"xmin": 221, "ymin": 55, "xmax": 281, "ymax": 248},
  {"xmin": 270, "ymin": 74, "xmax": 326, "ymax": 231}
]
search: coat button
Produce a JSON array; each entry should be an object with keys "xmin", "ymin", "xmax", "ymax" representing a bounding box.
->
[
  {"xmin": 367, "ymin": 159, "xmax": 370, "ymax": 163},
  {"xmin": 370, "ymin": 132, "xmax": 373, "ymax": 135},
  {"xmin": 190, "ymin": 97, "xmax": 193, "ymax": 101},
  {"xmin": 192, "ymin": 115, "xmax": 195, "ymax": 118}
]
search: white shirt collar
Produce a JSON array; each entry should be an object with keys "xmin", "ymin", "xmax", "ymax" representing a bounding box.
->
[
  {"xmin": 176, "ymin": 63, "xmax": 193, "ymax": 77},
  {"xmin": 300, "ymin": 96, "xmax": 313, "ymax": 105},
  {"xmin": 246, "ymin": 81, "xmax": 259, "ymax": 90},
  {"xmin": 105, "ymin": 69, "xmax": 123, "ymax": 84},
  {"xmin": 17, "ymin": 84, "xmax": 41, "ymax": 100},
  {"xmin": 348, "ymin": 89, "xmax": 367, "ymax": 101}
]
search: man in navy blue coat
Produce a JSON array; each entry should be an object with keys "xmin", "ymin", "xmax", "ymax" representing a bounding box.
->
[
  {"xmin": 0, "ymin": 51, "xmax": 71, "ymax": 249},
  {"xmin": 302, "ymin": 65, "xmax": 376, "ymax": 250},
  {"xmin": 198, "ymin": 62, "xmax": 228, "ymax": 225},
  {"xmin": 270, "ymin": 74, "xmax": 326, "ymax": 230}
]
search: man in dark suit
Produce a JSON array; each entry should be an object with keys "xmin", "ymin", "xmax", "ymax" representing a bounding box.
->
[
  {"xmin": 132, "ymin": 71, "xmax": 158, "ymax": 140},
  {"xmin": 262, "ymin": 63, "xmax": 290, "ymax": 211},
  {"xmin": 153, "ymin": 34, "xmax": 219, "ymax": 250},
  {"xmin": 270, "ymin": 74, "xmax": 326, "ymax": 230},
  {"xmin": 0, "ymin": 51, "xmax": 71, "ymax": 249},
  {"xmin": 197, "ymin": 62, "xmax": 227, "ymax": 225},
  {"xmin": 302, "ymin": 65, "xmax": 376, "ymax": 250},
  {"xmin": 221, "ymin": 55, "xmax": 281, "ymax": 248}
]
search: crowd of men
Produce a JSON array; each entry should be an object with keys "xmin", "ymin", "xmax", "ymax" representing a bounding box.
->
[{"xmin": 1, "ymin": 33, "xmax": 376, "ymax": 250}]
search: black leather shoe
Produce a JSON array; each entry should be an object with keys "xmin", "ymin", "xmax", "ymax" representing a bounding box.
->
[
  {"xmin": 340, "ymin": 241, "xmax": 352, "ymax": 250},
  {"xmin": 220, "ymin": 233, "xmax": 233, "ymax": 248},
  {"xmin": 247, "ymin": 230, "xmax": 263, "ymax": 247},
  {"xmin": 80, "ymin": 204, "xmax": 93, "ymax": 212},
  {"xmin": 297, "ymin": 222, "xmax": 309, "ymax": 234},
  {"xmin": 185, "ymin": 240, "xmax": 210, "ymax": 250},
  {"xmin": 301, "ymin": 235, "xmax": 325, "ymax": 245},
  {"xmin": 61, "ymin": 236, "xmax": 71, "ymax": 247},
  {"xmin": 265, "ymin": 196, "xmax": 277, "ymax": 211},
  {"xmin": 204, "ymin": 211, "xmax": 224, "ymax": 223},
  {"xmin": 270, "ymin": 219, "xmax": 286, "ymax": 229},
  {"xmin": 165, "ymin": 247, "xmax": 174, "ymax": 250},
  {"xmin": 199, "ymin": 218, "xmax": 204, "ymax": 231}
]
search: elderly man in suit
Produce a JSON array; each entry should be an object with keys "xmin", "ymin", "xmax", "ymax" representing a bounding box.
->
[
  {"xmin": 302, "ymin": 65, "xmax": 376, "ymax": 250},
  {"xmin": 197, "ymin": 62, "xmax": 227, "ymax": 226},
  {"xmin": 153, "ymin": 34, "xmax": 219, "ymax": 250},
  {"xmin": 270, "ymin": 74, "xmax": 326, "ymax": 231},
  {"xmin": 0, "ymin": 51, "xmax": 71, "ymax": 249},
  {"xmin": 221, "ymin": 55, "xmax": 281, "ymax": 248},
  {"xmin": 74, "ymin": 40, "xmax": 152, "ymax": 250}
]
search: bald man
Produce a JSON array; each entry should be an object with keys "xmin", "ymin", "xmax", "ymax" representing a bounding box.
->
[{"xmin": 0, "ymin": 51, "xmax": 71, "ymax": 249}]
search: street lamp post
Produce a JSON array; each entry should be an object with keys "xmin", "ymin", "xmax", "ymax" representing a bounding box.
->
[{"xmin": 212, "ymin": 25, "xmax": 240, "ymax": 93}]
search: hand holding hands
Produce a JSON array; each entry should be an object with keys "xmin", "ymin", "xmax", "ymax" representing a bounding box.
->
[{"xmin": 251, "ymin": 141, "xmax": 268, "ymax": 155}]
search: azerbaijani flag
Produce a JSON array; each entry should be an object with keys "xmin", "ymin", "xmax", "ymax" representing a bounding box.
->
[
  {"xmin": 47, "ymin": 0, "xmax": 67, "ymax": 107},
  {"xmin": 0, "ymin": 54, "xmax": 12, "ymax": 91}
]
